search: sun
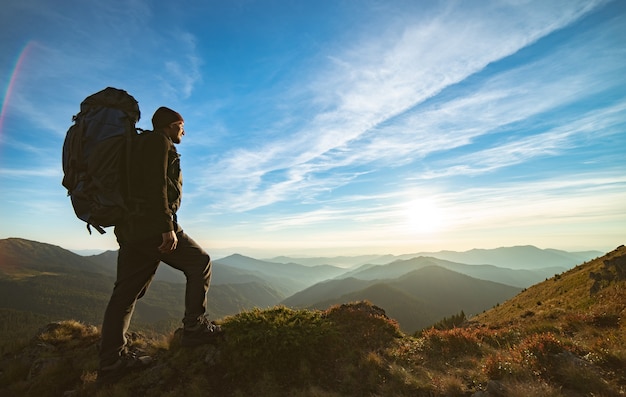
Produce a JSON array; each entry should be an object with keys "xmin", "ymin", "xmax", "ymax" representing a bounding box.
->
[{"xmin": 404, "ymin": 198, "xmax": 445, "ymax": 234}]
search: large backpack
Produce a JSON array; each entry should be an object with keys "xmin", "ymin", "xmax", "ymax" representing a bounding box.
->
[{"xmin": 62, "ymin": 87, "xmax": 141, "ymax": 234}]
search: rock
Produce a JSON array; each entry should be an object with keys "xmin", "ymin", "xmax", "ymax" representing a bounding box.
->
[{"xmin": 486, "ymin": 380, "xmax": 507, "ymax": 397}]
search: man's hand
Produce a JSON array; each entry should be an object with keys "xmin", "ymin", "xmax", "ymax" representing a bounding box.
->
[{"xmin": 158, "ymin": 231, "xmax": 178, "ymax": 253}]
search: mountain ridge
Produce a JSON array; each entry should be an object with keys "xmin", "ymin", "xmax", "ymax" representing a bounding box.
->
[
  {"xmin": 269, "ymin": 245, "xmax": 603, "ymax": 269},
  {"xmin": 0, "ymin": 244, "xmax": 623, "ymax": 396},
  {"xmin": 0, "ymin": 237, "xmax": 605, "ymax": 335},
  {"xmin": 296, "ymin": 265, "xmax": 521, "ymax": 333},
  {"xmin": 336, "ymin": 255, "xmax": 565, "ymax": 287}
]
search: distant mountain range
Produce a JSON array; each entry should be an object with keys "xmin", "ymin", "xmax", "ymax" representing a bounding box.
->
[
  {"xmin": 0, "ymin": 237, "xmax": 603, "ymax": 334},
  {"xmin": 267, "ymin": 245, "xmax": 602, "ymax": 269}
]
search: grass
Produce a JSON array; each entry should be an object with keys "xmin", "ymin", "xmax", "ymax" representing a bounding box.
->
[
  {"xmin": 0, "ymin": 298, "xmax": 624, "ymax": 396},
  {"xmin": 1, "ymin": 245, "xmax": 624, "ymax": 396}
]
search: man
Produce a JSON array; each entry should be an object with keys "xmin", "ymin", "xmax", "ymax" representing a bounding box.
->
[{"xmin": 98, "ymin": 106, "xmax": 221, "ymax": 381}]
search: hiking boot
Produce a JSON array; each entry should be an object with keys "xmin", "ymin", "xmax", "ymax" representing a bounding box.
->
[
  {"xmin": 181, "ymin": 318, "xmax": 224, "ymax": 347},
  {"xmin": 97, "ymin": 351, "xmax": 153, "ymax": 384}
]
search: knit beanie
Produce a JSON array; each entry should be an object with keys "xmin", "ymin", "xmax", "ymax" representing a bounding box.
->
[{"xmin": 152, "ymin": 106, "xmax": 184, "ymax": 130}]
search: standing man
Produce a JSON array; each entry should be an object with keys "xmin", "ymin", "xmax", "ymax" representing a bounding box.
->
[{"xmin": 98, "ymin": 106, "xmax": 221, "ymax": 381}]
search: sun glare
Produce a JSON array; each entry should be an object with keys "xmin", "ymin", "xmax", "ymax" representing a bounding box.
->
[{"xmin": 404, "ymin": 198, "xmax": 445, "ymax": 234}]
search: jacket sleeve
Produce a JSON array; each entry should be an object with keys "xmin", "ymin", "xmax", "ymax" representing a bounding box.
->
[{"xmin": 140, "ymin": 133, "xmax": 175, "ymax": 233}]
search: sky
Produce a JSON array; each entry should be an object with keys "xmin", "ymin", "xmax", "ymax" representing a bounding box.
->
[{"xmin": 0, "ymin": 0, "xmax": 625, "ymax": 258}]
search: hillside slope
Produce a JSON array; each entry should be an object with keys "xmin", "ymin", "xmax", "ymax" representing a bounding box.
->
[
  {"xmin": 0, "ymin": 246, "xmax": 624, "ymax": 396},
  {"xmin": 471, "ymin": 244, "xmax": 626, "ymax": 329},
  {"xmin": 0, "ymin": 238, "xmax": 108, "ymax": 277}
]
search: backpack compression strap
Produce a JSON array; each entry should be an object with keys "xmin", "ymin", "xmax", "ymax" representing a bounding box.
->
[{"xmin": 86, "ymin": 223, "xmax": 106, "ymax": 235}]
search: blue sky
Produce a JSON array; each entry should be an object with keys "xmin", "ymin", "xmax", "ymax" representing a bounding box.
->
[{"xmin": 1, "ymin": 0, "xmax": 624, "ymax": 257}]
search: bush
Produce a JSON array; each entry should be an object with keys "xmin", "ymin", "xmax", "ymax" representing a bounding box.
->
[
  {"xmin": 420, "ymin": 327, "xmax": 483, "ymax": 358},
  {"xmin": 208, "ymin": 302, "xmax": 403, "ymax": 395}
]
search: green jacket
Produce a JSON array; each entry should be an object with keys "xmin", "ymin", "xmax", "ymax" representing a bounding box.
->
[{"xmin": 115, "ymin": 130, "xmax": 183, "ymax": 242}]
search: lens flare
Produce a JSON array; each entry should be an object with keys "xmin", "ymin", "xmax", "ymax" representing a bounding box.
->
[{"xmin": 1, "ymin": 41, "xmax": 36, "ymax": 135}]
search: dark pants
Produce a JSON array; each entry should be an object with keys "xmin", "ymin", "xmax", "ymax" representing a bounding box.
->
[{"xmin": 99, "ymin": 231, "xmax": 211, "ymax": 366}]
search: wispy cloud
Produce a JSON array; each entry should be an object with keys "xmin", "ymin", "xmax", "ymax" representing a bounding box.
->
[
  {"xmin": 424, "ymin": 100, "xmax": 626, "ymax": 178},
  {"xmin": 195, "ymin": 0, "xmax": 611, "ymax": 213},
  {"xmin": 435, "ymin": 172, "xmax": 626, "ymax": 231},
  {"xmin": 0, "ymin": 167, "xmax": 61, "ymax": 178},
  {"xmin": 257, "ymin": 170, "xmax": 626, "ymax": 232},
  {"xmin": 160, "ymin": 32, "xmax": 203, "ymax": 100}
]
